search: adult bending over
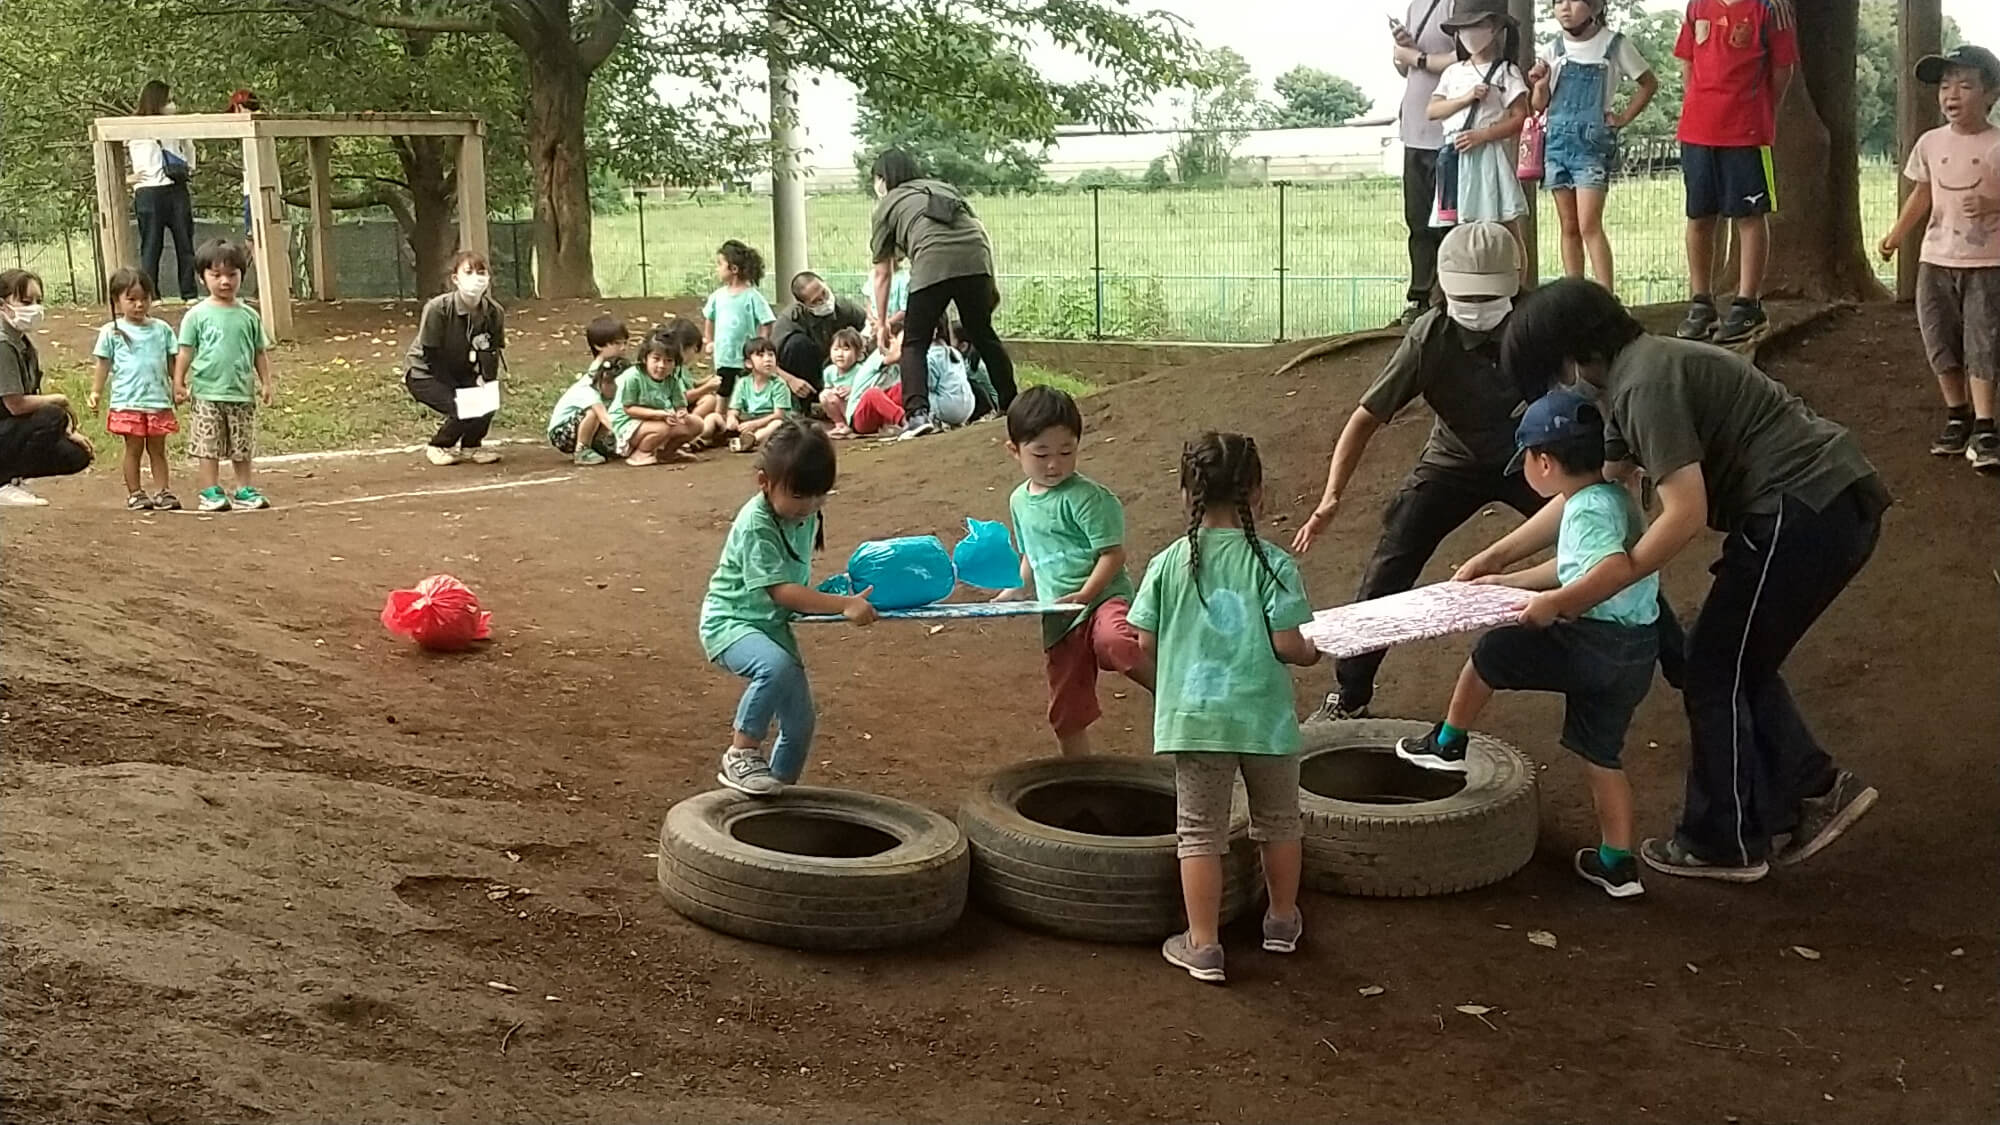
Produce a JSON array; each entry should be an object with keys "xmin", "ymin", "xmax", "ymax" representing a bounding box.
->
[
  {"xmin": 1467, "ymin": 278, "xmax": 1887, "ymax": 883},
  {"xmin": 0, "ymin": 270, "xmax": 94, "ymax": 506},
  {"xmin": 404, "ymin": 252, "xmax": 506, "ymax": 466},
  {"xmin": 772, "ymin": 271, "xmax": 868, "ymax": 395},
  {"xmin": 866, "ymin": 148, "xmax": 1016, "ymax": 439},
  {"xmin": 127, "ymin": 81, "xmax": 200, "ymax": 301}
]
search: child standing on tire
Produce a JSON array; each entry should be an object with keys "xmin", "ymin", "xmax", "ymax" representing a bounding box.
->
[
  {"xmin": 700, "ymin": 419, "xmax": 877, "ymax": 796},
  {"xmin": 1396, "ymin": 390, "xmax": 1659, "ymax": 899},
  {"xmin": 89, "ymin": 267, "xmax": 180, "ymax": 510},
  {"xmin": 1129, "ymin": 432, "xmax": 1323, "ymax": 984},
  {"xmin": 991, "ymin": 386, "xmax": 1155, "ymax": 756}
]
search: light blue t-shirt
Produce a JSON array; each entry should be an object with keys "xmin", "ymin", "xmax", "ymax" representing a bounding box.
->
[
  {"xmin": 547, "ymin": 375, "xmax": 610, "ymax": 438},
  {"xmin": 92, "ymin": 318, "xmax": 176, "ymax": 411},
  {"xmin": 1558, "ymin": 482, "xmax": 1660, "ymax": 627},
  {"xmin": 703, "ymin": 286, "xmax": 776, "ymax": 369}
]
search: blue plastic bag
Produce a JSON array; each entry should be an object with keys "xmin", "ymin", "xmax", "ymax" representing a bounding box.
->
[
  {"xmin": 952, "ymin": 518, "xmax": 1023, "ymax": 591},
  {"xmin": 844, "ymin": 535, "xmax": 956, "ymax": 609}
]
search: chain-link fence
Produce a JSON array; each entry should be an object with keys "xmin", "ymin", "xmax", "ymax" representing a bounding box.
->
[{"xmin": 9, "ymin": 144, "xmax": 1900, "ymax": 344}]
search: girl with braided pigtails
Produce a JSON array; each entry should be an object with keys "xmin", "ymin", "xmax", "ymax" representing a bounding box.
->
[{"xmin": 1129, "ymin": 432, "xmax": 1325, "ymax": 985}]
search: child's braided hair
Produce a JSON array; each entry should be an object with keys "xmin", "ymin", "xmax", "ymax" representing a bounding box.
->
[{"xmin": 1179, "ymin": 431, "xmax": 1281, "ymax": 605}]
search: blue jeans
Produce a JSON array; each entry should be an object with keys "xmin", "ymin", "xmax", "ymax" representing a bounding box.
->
[{"xmin": 716, "ymin": 631, "xmax": 816, "ymax": 783}]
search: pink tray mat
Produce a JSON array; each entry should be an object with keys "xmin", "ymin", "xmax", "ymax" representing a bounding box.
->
[{"xmin": 1301, "ymin": 581, "xmax": 1534, "ymax": 659}]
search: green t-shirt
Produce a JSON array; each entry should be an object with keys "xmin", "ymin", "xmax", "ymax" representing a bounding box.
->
[
  {"xmin": 1009, "ymin": 473, "xmax": 1135, "ymax": 649},
  {"xmin": 1558, "ymin": 482, "xmax": 1661, "ymax": 628},
  {"xmin": 729, "ymin": 374, "xmax": 794, "ymax": 418},
  {"xmin": 703, "ymin": 285, "xmax": 776, "ymax": 369},
  {"xmin": 1128, "ymin": 531, "xmax": 1316, "ymax": 756},
  {"xmin": 547, "ymin": 375, "xmax": 610, "ymax": 438},
  {"xmin": 177, "ymin": 299, "xmax": 267, "ymax": 403},
  {"xmin": 610, "ymin": 367, "xmax": 674, "ymax": 442},
  {"xmin": 92, "ymin": 318, "xmax": 176, "ymax": 411},
  {"xmin": 698, "ymin": 493, "xmax": 819, "ymax": 661},
  {"xmin": 822, "ymin": 353, "xmax": 884, "ymax": 400},
  {"xmin": 663, "ymin": 365, "xmax": 696, "ymax": 408}
]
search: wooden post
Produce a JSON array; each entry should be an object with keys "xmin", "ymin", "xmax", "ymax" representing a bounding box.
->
[
  {"xmin": 242, "ymin": 128, "xmax": 294, "ymax": 340},
  {"xmin": 306, "ymin": 137, "xmax": 337, "ymax": 300},
  {"xmin": 89, "ymin": 129, "xmax": 134, "ymax": 276},
  {"xmin": 1509, "ymin": 0, "xmax": 1538, "ymax": 288},
  {"xmin": 1896, "ymin": 0, "xmax": 1943, "ymax": 301},
  {"xmin": 455, "ymin": 125, "xmax": 489, "ymax": 257}
]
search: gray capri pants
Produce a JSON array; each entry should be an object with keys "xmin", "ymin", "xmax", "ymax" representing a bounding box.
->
[{"xmin": 1173, "ymin": 752, "xmax": 1303, "ymax": 859}]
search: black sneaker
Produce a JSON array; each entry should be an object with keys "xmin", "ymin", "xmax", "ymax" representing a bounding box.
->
[
  {"xmin": 1575, "ymin": 847, "xmax": 1645, "ymax": 899},
  {"xmin": 1713, "ymin": 300, "xmax": 1769, "ymax": 345},
  {"xmin": 1931, "ymin": 415, "xmax": 1974, "ymax": 456},
  {"xmin": 1968, "ymin": 429, "xmax": 2000, "ymax": 474},
  {"xmin": 1675, "ymin": 299, "xmax": 1718, "ymax": 340},
  {"xmin": 126, "ymin": 490, "xmax": 154, "ymax": 510},
  {"xmin": 1308, "ymin": 692, "xmax": 1369, "ymax": 724},
  {"xmin": 1394, "ymin": 723, "xmax": 1470, "ymax": 773},
  {"xmin": 1772, "ymin": 769, "xmax": 1878, "ymax": 867}
]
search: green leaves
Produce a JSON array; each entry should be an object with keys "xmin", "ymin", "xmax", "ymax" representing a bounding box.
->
[{"xmin": 1270, "ymin": 67, "xmax": 1372, "ymax": 129}]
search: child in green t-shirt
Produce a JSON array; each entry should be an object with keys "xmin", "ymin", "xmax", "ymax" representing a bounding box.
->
[
  {"xmin": 1398, "ymin": 389, "xmax": 1661, "ymax": 900},
  {"xmin": 1130, "ymin": 431, "xmax": 1323, "ymax": 984},
  {"xmin": 699, "ymin": 420, "xmax": 877, "ymax": 795},
  {"xmin": 991, "ymin": 387, "xmax": 1156, "ymax": 756},
  {"xmin": 818, "ymin": 327, "xmax": 884, "ymax": 436},
  {"xmin": 172, "ymin": 240, "xmax": 274, "ymax": 512},
  {"xmin": 613, "ymin": 333, "xmax": 707, "ymax": 466},
  {"xmin": 726, "ymin": 338, "xmax": 795, "ymax": 453}
]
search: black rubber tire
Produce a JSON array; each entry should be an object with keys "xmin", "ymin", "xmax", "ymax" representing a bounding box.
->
[
  {"xmin": 1296, "ymin": 719, "xmax": 1538, "ymax": 897},
  {"xmin": 958, "ymin": 756, "xmax": 1262, "ymax": 944},
  {"xmin": 657, "ymin": 786, "xmax": 969, "ymax": 951}
]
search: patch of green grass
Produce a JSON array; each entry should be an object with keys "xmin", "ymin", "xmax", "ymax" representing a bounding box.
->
[{"xmin": 1016, "ymin": 362, "xmax": 1093, "ymax": 400}]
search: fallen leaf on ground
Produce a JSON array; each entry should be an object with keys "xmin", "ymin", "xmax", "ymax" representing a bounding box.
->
[
  {"xmin": 1527, "ymin": 930, "xmax": 1557, "ymax": 949},
  {"xmin": 1685, "ymin": 963, "xmax": 1700, "ymax": 974},
  {"xmin": 1454, "ymin": 1004, "xmax": 1493, "ymax": 1015},
  {"xmin": 1791, "ymin": 945, "xmax": 1822, "ymax": 961},
  {"xmin": 1357, "ymin": 985, "xmax": 1385, "ymax": 997},
  {"xmin": 486, "ymin": 981, "xmax": 519, "ymax": 993}
]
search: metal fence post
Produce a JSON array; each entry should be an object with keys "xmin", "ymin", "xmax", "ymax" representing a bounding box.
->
[
  {"xmin": 1089, "ymin": 186, "xmax": 1104, "ymax": 340},
  {"xmin": 64, "ymin": 228, "xmax": 80, "ymax": 305},
  {"xmin": 1275, "ymin": 181, "xmax": 1288, "ymax": 342},
  {"xmin": 636, "ymin": 191, "xmax": 650, "ymax": 298},
  {"xmin": 510, "ymin": 220, "xmax": 524, "ymax": 298}
]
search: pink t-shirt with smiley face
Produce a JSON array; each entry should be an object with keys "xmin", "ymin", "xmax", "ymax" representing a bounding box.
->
[{"xmin": 1906, "ymin": 124, "xmax": 2000, "ymax": 268}]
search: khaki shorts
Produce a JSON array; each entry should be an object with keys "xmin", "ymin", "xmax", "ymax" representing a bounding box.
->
[
  {"xmin": 189, "ymin": 399, "xmax": 257, "ymax": 462},
  {"xmin": 1917, "ymin": 263, "xmax": 2000, "ymax": 382},
  {"xmin": 1172, "ymin": 752, "xmax": 1302, "ymax": 859}
]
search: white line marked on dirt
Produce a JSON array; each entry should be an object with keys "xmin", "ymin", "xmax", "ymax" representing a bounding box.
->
[
  {"xmin": 292, "ymin": 475, "xmax": 575, "ymax": 509},
  {"xmin": 261, "ymin": 437, "xmax": 541, "ymax": 466}
]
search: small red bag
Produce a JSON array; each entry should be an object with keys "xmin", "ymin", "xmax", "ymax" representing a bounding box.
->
[
  {"xmin": 381, "ymin": 574, "xmax": 492, "ymax": 652},
  {"xmin": 1518, "ymin": 112, "xmax": 1547, "ymax": 182}
]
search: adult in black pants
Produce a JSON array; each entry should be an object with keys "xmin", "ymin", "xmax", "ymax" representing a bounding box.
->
[
  {"xmin": 126, "ymin": 81, "xmax": 200, "ymax": 301},
  {"xmin": 1469, "ymin": 279, "xmax": 1888, "ymax": 884},
  {"xmin": 1391, "ymin": 0, "xmax": 1458, "ymax": 324},
  {"xmin": 0, "ymin": 270, "xmax": 94, "ymax": 506},
  {"xmin": 1293, "ymin": 222, "xmax": 1542, "ymax": 719},
  {"xmin": 866, "ymin": 148, "xmax": 1016, "ymax": 439},
  {"xmin": 403, "ymin": 251, "xmax": 507, "ymax": 466},
  {"xmin": 771, "ymin": 271, "xmax": 867, "ymax": 398}
]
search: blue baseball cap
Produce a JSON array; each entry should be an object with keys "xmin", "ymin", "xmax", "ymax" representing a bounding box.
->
[{"xmin": 1506, "ymin": 388, "xmax": 1602, "ymax": 474}]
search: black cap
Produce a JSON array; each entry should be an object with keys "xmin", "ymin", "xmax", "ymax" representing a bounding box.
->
[{"xmin": 1915, "ymin": 45, "xmax": 2000, "ymax": 86}]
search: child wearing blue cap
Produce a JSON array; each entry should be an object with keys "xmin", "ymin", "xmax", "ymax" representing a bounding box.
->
[{"xmin": 1397, "ymin": 388, "xmax": 1660, "ymax": 899}]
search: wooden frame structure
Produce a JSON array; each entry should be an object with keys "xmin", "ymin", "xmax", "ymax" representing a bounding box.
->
[{"xmin": 89, "ymin": 112, "xmax": 487, "ymax": 340}]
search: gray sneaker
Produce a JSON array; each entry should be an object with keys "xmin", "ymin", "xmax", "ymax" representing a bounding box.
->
[
  {"xmin": 717, "ymin": 749, "xmax": 783, "ymax": 797},
  {"xmin": 1773, "ymin": 770, "xmax": 1878, "ymax": 867},
  {"xmin": 1639, "ymin": 836, "xmax": 1768, "ymax": 883},
  {"xmin": 1261, "ymin": 910, "xmax": 1304, "ymax": 953},
  {"xmin": 1162, "ymin": 932, "xmax": 1226, "ymax": 983},
  {"xmin": 1308, "ymin": 692, "xmax": 1369, "ymax": 724}
]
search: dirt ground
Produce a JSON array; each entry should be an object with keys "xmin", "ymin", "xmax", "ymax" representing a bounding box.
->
[{"xmin": 3, "ymin": 301, "xmax": 1996, "ymax": 1124}]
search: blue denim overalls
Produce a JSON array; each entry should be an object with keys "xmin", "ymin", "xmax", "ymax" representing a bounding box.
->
[{"xmin": 1543, "ymin": 32, "xmax": 1622, "ymax": 192}]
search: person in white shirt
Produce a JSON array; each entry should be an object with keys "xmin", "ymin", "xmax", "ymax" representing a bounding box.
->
[{"xmin": 125, "ymin": 81, "xmax": 200, "ymax": 300}]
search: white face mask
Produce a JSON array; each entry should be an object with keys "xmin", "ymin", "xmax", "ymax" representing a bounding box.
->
[
  {"xmin": 6, "ymin": 302, "xmax": 45, "ymax": 331},
  {"xmin": 1458, "ymin": 27, "xmax": 1496, "ymax": 56},
  {"xmin": 809, "ymin": 298, "xmax": 836, "ymax": 317},
  {"xmin": 1447, "ymin": 296, "xmax": 1511, "ymax": 333},
  {"xmin": 455, "ymin": 272, "xmax": 490, "ymax": 300}
]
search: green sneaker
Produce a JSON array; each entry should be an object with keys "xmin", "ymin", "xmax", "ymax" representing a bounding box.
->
[
  {"xmin": 196, "ymin": 486, "xmax": 231, "ymax": 513},
  {"xmin": 231, "ymin": 486, "xmax": 270, "ymax": 510},
  {"xmin": 574, "ymin": 447, "xmax": 607, "ymax": 466}
]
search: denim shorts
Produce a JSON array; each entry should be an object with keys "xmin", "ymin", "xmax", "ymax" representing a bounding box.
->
[
  {"xmin": 1472, "ymin": 618, "xmax": 1658, "ymax": 768},
  {"xmin": 1544, "ymin": 120, "xmax": 1619, "ymax": 193}
]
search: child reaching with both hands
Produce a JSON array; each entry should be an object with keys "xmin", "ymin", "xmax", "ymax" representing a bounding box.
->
[
  {"xmin": 703, "ymin": 239, "xmax": 776, "ymax": 403},
  {"xmin": 1430, "ymin": 0, "xmax": 1531, "ymax": 255},
  {"xmin": 173, "ymin": 240, "xmax": 274, "ymax": 512},
  {"xmin": 992, "ymin": 387, "xmax": 1155, "ymax": 755},
  {"xmin": 699, "ymin": 419, "xmax": 877, "ymax": 796},
  {"xmin": 90, "ymin": 267, "xmax": 180, "ymax": 509},
  {"xmin": 1130, "ymin": 431, "xmax": 1322, "ymax": 984},
  {"xmin": 1396, "ymin": 390, "xmax": 1660, "ymax": 899},
  {"xmin": 727, "ymin": 338, "xmax": 795, "ymax": 453}
]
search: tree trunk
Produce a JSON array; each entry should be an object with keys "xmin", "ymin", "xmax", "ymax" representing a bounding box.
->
[
  {"xmin": 524, "ymin": 53, "xmax": 598, "ymax": 298},
  {"xmin": 395, "ymin": 137, "xmax": 460, "ymax": 296},
  {"xmin": 1760, "ymin": 0, "xmax": 1887, "ymax": 300}
]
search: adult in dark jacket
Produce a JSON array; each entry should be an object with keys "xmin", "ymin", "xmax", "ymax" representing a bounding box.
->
[
  {"xmin": 772, "ymin": 271, "xmax": 867, "ymax": 395},
  {"xmin": 0, "ymin": 270, "xmax": 94, "ymax": 506},
  {"xmin": 403, "ymin": 251, "xmax": 506, "ymax": 466}
]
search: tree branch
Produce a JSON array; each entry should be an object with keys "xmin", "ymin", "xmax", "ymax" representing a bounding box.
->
[
  {"xmin": 292, "ymin": 0, "xmax": 492, "ymax": 35},
  {"xmin": 576, "ymin": 0, "xmax": 640, "ymax": 71}
]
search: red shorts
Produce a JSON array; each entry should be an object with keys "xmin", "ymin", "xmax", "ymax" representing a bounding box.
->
[
  {"xmin": 107, "ymin": 409, "xmax": 179, "ymax": 437},
  {"xmin": 1046, "ymin": 597, "xmax": 1148, "ymax": 737}
]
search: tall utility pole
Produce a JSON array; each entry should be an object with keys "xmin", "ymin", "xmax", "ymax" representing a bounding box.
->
[
  {"xmin": 1896, "ymin": 0, "xmax": 1943, "ymax": 300},
  {"xmin": 768, "ymin": 6, "xmax": 809, "ymax": 301}
]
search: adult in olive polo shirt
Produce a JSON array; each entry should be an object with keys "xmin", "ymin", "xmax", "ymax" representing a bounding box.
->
[
  {"xmin": 865, "ymin": 147, "xmax": 1017, "ymax": 438},
  {"xmin": 1474, "ymin": 279, "xmax": 1889, "ymax": 884}
]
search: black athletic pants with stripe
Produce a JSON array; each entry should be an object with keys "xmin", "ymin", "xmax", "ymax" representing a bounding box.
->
[{"xmin": 1673, "ymin": 480, "xmax": 1887, "ymax": 864}]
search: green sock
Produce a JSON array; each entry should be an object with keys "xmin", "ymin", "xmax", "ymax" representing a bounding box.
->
[
  {"xmin": 1598, "ymin": 844, "xmax": 1632, "ymax": 868},
  {"xmin": 1437, "ymin": 722, "xmax": 1466, "ymax": 748}
]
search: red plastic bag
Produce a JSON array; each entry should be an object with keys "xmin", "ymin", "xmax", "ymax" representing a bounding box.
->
[{"xmin": 381, "ymin": 574, "xmax": 492, "ymax": 652}]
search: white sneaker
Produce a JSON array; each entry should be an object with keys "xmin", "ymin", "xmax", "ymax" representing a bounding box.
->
[
  {"xmin": 424, "ymin": 445, "xmax": 461, "ymax": 466},
  {"xmin": 0, "ymin": 481, "xmax": 48, "ymax": 507},
  {"xmin": 467, "ymin": 447, "xmax": 501, "ymax": 465}
]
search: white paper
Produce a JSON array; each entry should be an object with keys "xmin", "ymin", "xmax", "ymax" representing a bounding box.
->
[{"xmin": 455, "ymin": 382, "xmax": 500, "ymax": 418}]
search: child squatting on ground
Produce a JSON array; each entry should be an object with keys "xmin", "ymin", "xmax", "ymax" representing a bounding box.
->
[
  {"xmin": 727, "ymin": 338, "xmax": 795, "ymax": 453},
  {"xmin": 1129, "ymin": 432, "xmax": 1324, "ymax": 984},
  {"xmin": 700, "ymin": 419, "xmax": 877, "ymax": 797},
  {"xmin": 1398, "ymin": 389, "xmax": 1661, "ymax": 899},
  {"xmin": 90, "ymin": 267, "xmax": 181, "ymax": 510},
  {"xmin": 1878, "ymin": 43, "xmax": 2000, "ymax": 475},
  {"xmin": 992, "ymin": 387, "xmax": 1156, "ymax": 755},
  {"xmin": 818, "ymin": 326, "xmax": 886, "ymax": 436},
  {"xmin": 173, "ymin": 239, "xmax": 274, "ymax": 512}
]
